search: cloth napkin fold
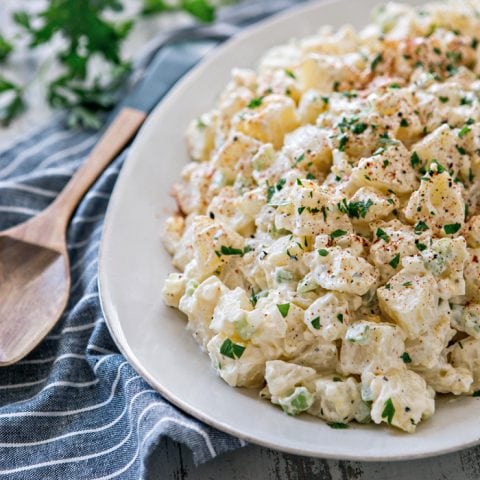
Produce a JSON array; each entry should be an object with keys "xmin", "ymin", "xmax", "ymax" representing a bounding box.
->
[{"xmin": 0, "ymin": 1, "xmax": 306, "ymax": 478}]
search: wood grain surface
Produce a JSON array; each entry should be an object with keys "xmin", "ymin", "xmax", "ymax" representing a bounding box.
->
[{"xmin": 148, "ymin": 437, "xmax": 480, "ymax": 479}]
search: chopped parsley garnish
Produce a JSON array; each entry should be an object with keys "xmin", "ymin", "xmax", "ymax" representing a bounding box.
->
[
  {"xmin": 277, "ymin": 303, "xmax": 290, "ymax": 318},
  {"xmin": 381, "ymin": 398, "xmax": 396, "ymax": 425},
  {"xmin": 401, "ymin": 352, "xmax": 412, "ymax": 363},
  {"xmin": 402, "ymin": 281, "xmax": 412, "ymax": 287},
  {"xmin": 296, "ymin": 178, "xmax": 303, "ymax": 186},
  {"xmin": 294, "ymin": 152, "xmax": 305, "ymax": 164},
  {"xmin": 306, "ymin": 172, "xmax": 316, "ymax": 180},
  {"xmin": 266, "ymin": 177, "xmax": 287, "ymax": 202},
  {"xmin": 321, "ymin": 96, "xmax": 330, "ymax": 105},
  {"xmin": 330, "ymin": 229, "xmax": 348, "ymax": 239},
  {"xmin": 338, "ymin": 134, "xmax": 349, "ymax": 151},
  {"xmin": 351, "ymin": 122, "xmax": 368, "ymax": 134},
  {"xmin": 400, "ymin": 118, "xmax": 409, "ymax": 127},
  {"xmin": 473, "ymin": 390, "xmax": 480, "ymax": 397},
  {"xmin": 431, "ymin": 160, "xmax": 445, "ymax": 173},
  {"xmin": 311, "ymin": 317, "xmax": 321, "ymax": 329},
  {"xmin": 247, "ymin": 96, "xmax": 264, "ymax": 109},
  {"xmin": 297, "ymin": 206, "xmax": 306, "ymax": 215},
  {"xmin": 321, "ymin": 206, "xmax": 328, "ymax": 221},
  {"xmin": 383, "ymin": 160, "xmax": 389, "ymax": 168},
  {"xmin": 414, "ymin": 221, "xmax": 429, "ymax": 234},
  {"xmin": 461, "ymin": 96, "xmax": 473, "ymax": 106},
  {"xmin": 458, "ymin": 125, "xmax": 472, "ymax": 138},
  {"xmin": 285, "ymin": 69, "xmax": 296, "ymax": 79},
  {"xmin": 410, "ymin": 151, "xmax": 421, "ymax": 168},
  {"xmin": 389, "ymin": 253, "xmax": 401, "ymax": 269},
  {"xmin": 327, "ymin": 422, "xmax": 349, "ymax": 429},
  {"xmin": 469, "ymin": 168, "xmax": 475, "ymax": 182},
  {"xmin": 337, "ymin": 198, "xmax": 373, "ymax": 219},
  {"xmin": 318, "ymin": 249, "xmax": 329, "ymax": 257},
  {"xmin": 379, "ymin": 132, "xmax": 398, "ymax": 146},
  {"xmin": 371, "ymin": 52, "xmax": 383, "ymax": 71},
  {"xmin": 456, "ymin": 145, "xmax": 467, "ymax": 155},
  {"xmin": 342, "ymin": 90, "xmax": 358, "ymax": 99},
  {"xmin": 337, "ymin": 313, "xmax": 344, "ymax": 323},
  {"xmin": 217, "ymin": 246, "xmax": 244, "ymax": 256},
  {"xmin": 444, "ymin": 223, "xmax": 461, "ymax": 234},
  {"xmin": 439, "ymin": 96, "xmax": 449, "ymax": 103},
  {"xmin": 220, "ymin": 339, "xmax": 245, "ymax": 359},
  {"xmin": 389, "ymin": 83, "xmax": 400, "ymax": 89},
  {"xmin": 415, "ymin": 241, "xmax": 427, "ymax": 251},
  {"xmin": 376, "ymin": 228, "xmax": 390, "ymax": 243}
]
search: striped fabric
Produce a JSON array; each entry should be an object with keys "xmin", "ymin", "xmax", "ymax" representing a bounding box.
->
[
  {"xmin": 0, "ymin": 120, "xmax": 247, "ymax": 478},
  {"xmin": 0, "ymin": 2, "xmax": 307, "ymax": 477}
]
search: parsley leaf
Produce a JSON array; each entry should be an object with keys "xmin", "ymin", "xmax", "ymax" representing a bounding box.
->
[
  {"xmin": 330, "ymin": 229, "xmax": 348, "ymax": 239},
  {"xmin": 376, "ymin": 228, "xmax": 390, "ymax": 243},
  {"xmin": 220, "ymin": 338, "xmax": 245, "ymax": 360},
  {"xmin": 337, "ymin": 199, "xmax": 373, "ymax": 219},
  {"xmin": 381, "ymin": 398, "xmax": 395, "ymax": 425},
  {"xmin": 277, "ymin": 303, "xmax": 290, "ymax": 318},
  {"xmin": 328, "ymin": 422, "xmax": 349, "ymax": 429},
  {"xmin": 247, "ymin": 96, "xmax": 264, "ymax": 109},
  {"xmin": 389, "ymin": 253, "xmax": 401, "ymax": 269},
  {"xmin": 318, "ymin": 249, "xmax": 329, "ymax": 257},
  {"xmin": 444, "ymin": 223, "xmax": 461, "ymax": 234},
  {"xmin": 401, "ymin": 352, "xmax": 412, "ymax": 363},
  {"xmin": 414, "ymin": 221, "xmax": 429, "ymax": 234},
  {"xmin": 311, "ymin": 317, "xmax": 321, "ymax": 329}
]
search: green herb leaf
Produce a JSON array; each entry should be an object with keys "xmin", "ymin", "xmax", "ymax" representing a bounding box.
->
[
  {"xmin": 337, "ymin": 199, "xmax": 373, "ymax": 219},
  {"xmin": 219, "ymin": 245, "xmax": 244, "ymax": 256},
  {"xmin": 311, "ymin": 317, "xmax": 321, "ymax": 329},
  {"xmin": 401, "ymin": 352, "xmax": 412, "ymax": 363},
  {"xmin": 277, "ymin": 303, "xmax": 290, "ymax": 318},
  {"xmin": 444, "ymin": 223, "xmax": 461, "ymax": 234},
  {"xmin": 371, "ymin": 52, "xmax": 383, "ymax": 71},
  {"xmin": 285, "ymin": 69, "xmax": 296, "ymax": 79},
  {"xmin": 415, "ymin": 241, "xmax": 427, "ymax": 251},
  {"xmin": 337, "ymin": 313, "xmax": 344, "ymax": 323},
  {"xmin": 389, "ymin": 253, "xmax": 401, "ymax": 269},
  {"xmin": 0, "ymin": 34, "xmax": 13, "ymax": 63},
  {"xmin": 381, "ymin": 398, "xmax": 395, "ymax": 425},
  {"xmin": 330, "ymin": 229, "xmax": 348, "ymax": 239},
  {"xmin": 376, "ymin": 228, "xmax": 390, "ymax": 243},
  {"xmin": 459, "ymin": 125, "xmax": 471, "ymax": 138},
  {"xmin": 220, "ymin": 338, "xmax": 245, "ymax": 360},
  {"xmin": 414, "ymin": 221, "xmax": 429, "ymax": 234},
  {"xmin": 247, "ymin": 96, "xmax": 264, "ymax": 109},
  {"xmin": 328, "ymin": 422, "xmax": 349, "ymax": 429},
  {"xmin": 338, "ymin": 134, "xmax": 348, "ymax": 151},
  {"xmin": 318, "ymin": 249, "xmax": 329, "ymax": 257}
]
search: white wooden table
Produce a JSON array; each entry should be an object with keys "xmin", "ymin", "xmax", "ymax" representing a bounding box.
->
[{"xmin": 2, "ymin": 2, "xmax": 480, "ymax": 478}]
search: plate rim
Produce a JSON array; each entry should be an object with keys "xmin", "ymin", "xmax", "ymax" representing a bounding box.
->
[{"xmin": 98, "ymin": 0, "xmax": 480, "ymax": 462}]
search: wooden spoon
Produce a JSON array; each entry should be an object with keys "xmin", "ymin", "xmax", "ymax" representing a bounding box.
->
[
  {"xmin": 0, "ymin": 35, "xmax": 225, "ymax": 366},
  {"xmin": 0, "ymin": 108, "xmax": 146, "ymax": 365}
]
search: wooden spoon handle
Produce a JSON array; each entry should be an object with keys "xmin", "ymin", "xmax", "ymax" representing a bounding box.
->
[{"xmin": 49, "ymin": 107, "xmax": 147, "ymax": 226}]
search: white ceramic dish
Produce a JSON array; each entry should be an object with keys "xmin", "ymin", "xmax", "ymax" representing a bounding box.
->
[{"xmin": 98, "ymin": 0, "xmax": 480, "ymax": 461}]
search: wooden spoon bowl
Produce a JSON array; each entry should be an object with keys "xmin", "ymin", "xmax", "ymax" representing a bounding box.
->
[{"xmin": 0, "ymin": 108, "xmax": 146, "ymax": 365}]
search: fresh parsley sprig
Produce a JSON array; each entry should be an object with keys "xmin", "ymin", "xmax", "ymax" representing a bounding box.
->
[{"xmin": 2, "ymin": 0, "xmax": 218, "ymax": 127}]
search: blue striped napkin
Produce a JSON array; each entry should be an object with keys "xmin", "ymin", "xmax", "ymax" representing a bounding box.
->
[{"xmin": 0, "ymin": 1, "xmax": 306, "ymax": 478}]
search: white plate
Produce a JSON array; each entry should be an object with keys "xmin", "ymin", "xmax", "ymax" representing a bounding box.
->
[{"xmin": 98, "ymin": 0, "xmax": 480, "ymax": 461}]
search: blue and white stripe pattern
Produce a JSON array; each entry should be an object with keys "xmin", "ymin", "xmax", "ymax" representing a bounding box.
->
[
  {"xmin": 0, "ymin": 118, "xmax": 248, "ymax": 478},
  {"xmin": 0, "ymin": 2, "xmax": 314, "ymax": 476}
]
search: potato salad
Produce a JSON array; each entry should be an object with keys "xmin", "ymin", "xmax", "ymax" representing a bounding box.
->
[{"xmin": 161, "ymin": 0, "xmax": 480, "ymax": 432}]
